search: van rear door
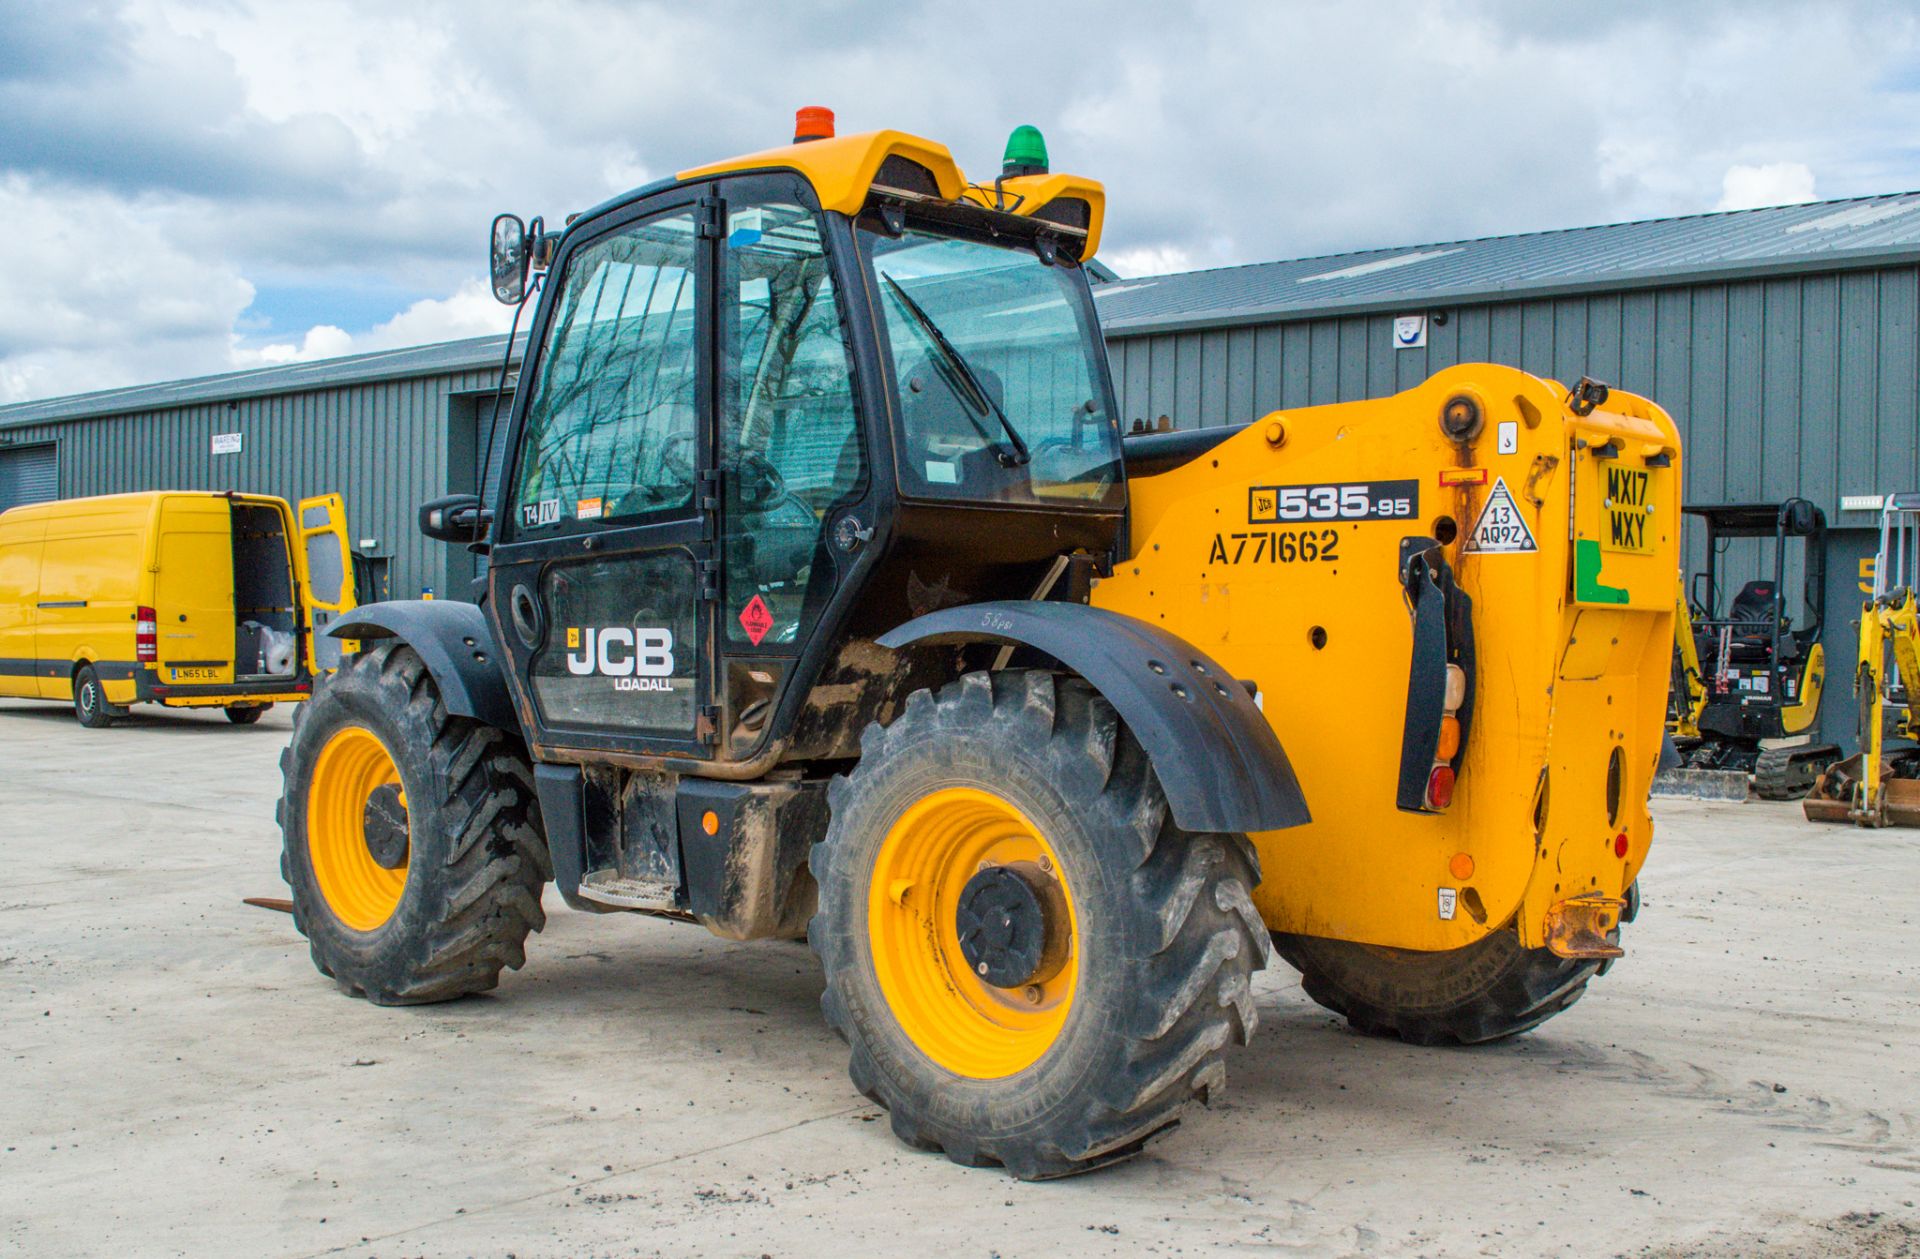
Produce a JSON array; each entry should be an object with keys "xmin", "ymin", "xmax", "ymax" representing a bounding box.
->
[
  {"xmin": 0, "ymin": 511, "xmax": 46, "ymax": 699},
  {"xmin": 294, "ymin": 494, "xmax": 357, "ymax": 674},
  {"xmin": 154, "ymin": 497, "xmax": 237, "ymax": 685}
]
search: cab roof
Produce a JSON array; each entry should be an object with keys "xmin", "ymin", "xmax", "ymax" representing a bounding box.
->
[{"xmin": 672, "ymin": 128, "xmax": 1106, "ymax": 259}]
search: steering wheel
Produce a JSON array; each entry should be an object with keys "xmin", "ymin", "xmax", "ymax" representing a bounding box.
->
[{"xmin": 733, "ymin": 449, "xmax": 809, "ymax": 516}]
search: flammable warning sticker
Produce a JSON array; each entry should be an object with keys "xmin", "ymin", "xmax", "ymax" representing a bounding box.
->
[{"xmin": 1462, "ymin": 476, "xmax": 1537, "ymax": 554}]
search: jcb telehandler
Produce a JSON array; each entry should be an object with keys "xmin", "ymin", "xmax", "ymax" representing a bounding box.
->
[
  {"xmin": 277, "ymin": 111, "xmax": 1680, "ymax": 1178},
  {"xmin": 1805, "ymin": 494, "xmax": 1920, "ymax": 827}
]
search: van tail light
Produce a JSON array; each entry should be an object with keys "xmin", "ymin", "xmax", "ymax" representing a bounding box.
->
[
  {"xmin": 136, "ymin": 606, "xmax": 158, "ymax": 662},
  {"xmin": 1426, "ymin": 765, "xmax": 1456, "ymax": 809}
]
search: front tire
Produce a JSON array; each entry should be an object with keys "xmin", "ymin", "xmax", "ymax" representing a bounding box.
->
[
  {"xmin": 277, "ymin": 642, "xmax": 550, "ymax": 1004},
  {"xmin": 225, "ymin": 703, "xmax": 270, "ymax": 725},
  {"xmin": 812, "ymin": 670, "xmax": 1268, "ymax": 1179}
]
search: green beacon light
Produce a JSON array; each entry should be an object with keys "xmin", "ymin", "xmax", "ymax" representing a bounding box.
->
[{"xmin": 1002, "ymin": 125, "xmax": 1049, "ymax": 178}]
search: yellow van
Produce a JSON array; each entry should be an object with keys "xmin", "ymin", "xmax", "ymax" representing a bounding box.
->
[{"xmin": 0, "ymin": 491, "xmax": 355, "ymax": 727}]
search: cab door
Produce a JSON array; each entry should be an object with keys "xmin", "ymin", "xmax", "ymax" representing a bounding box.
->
[
  {"xmin": 485, "ymin": 192, "xmax": 717, "ymax": 760},
  {"xmin": 293, "ymin": 493, "xmax": 357, "ymax": 674}
]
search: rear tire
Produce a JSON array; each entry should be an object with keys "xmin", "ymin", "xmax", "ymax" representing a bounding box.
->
[
  {"xmin": 277, "ymin": 642, "xmax": 550, "ymax": 1005},
  {"xmin": 812, "ymin": 670, "xmax": 1268, "ymax": 1179},
  {"xmin": 225, "ymin": 703, "xmax": 270, "ymax": 725},
  {"xmin": 1272, "ymin": 921, "xmax": 1620, "ymax": 1047},
  {"xmin": 72, "ymin": 663, "xmax": 119, "ymax": 728}
]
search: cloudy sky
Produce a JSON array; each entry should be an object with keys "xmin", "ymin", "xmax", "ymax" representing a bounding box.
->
[{"xmin": 3, "ymin": 0, "xmax": 1918, "ymax": 404}]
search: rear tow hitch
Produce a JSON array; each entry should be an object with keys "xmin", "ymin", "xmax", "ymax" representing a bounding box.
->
[{"xmin": 1543, "ymin": 893, "xmax": 1628, "ymax": 960}]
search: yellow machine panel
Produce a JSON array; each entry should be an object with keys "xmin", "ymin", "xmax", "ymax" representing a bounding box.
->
[{"xmin": 1094, "ymin": 365, "xmax": 1680, "ymax": 953}]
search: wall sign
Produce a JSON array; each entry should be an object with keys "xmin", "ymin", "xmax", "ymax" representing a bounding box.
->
[{"xmin": 211, "ymin": 432, "xmax": 243, "ymax": 455}]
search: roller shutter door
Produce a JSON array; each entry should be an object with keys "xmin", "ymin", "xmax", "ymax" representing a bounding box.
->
[{"xmin": 0, "ymin": 443, "xmax": 56, "ymax": 513}]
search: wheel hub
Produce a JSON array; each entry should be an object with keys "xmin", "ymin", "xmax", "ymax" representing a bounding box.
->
[
  {"xmin": 955, "ymin": 863, "xmax": 1066, "ymax": 989},
  {"xmin": 362, "ymin": 783, "xmax": 410, "ymax": 869},
  {"xmin": 306, "ymin": 725, "xmax": 410, "ymax": 932}
]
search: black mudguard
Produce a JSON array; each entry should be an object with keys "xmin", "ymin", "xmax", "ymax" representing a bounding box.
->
[
  {"xmin": 877, "ymin": 602, "xmax": 1310, "ymax": 835},
  {"xmin": 329, "ymin": 600, "xmax": 519, "ymax": 733}
]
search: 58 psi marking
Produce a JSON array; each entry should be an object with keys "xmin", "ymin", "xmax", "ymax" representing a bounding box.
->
[{"xmin": 1208, "ymin": 527, "xmax": 1341, "ymax": 566}]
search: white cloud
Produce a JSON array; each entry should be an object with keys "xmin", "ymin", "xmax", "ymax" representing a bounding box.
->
[
  {"xmin": 1716, "ymin": 162, "xmax": 1819, "ymax": 211},
  {"xmin": 5, "ymin": 1, "xmax": 1920, "ymax": 404},
  {"xmin": 358, "ymin": 279, "xmax": 515, "ymax": 350},
  {"xmin": 230, "ymin": 279, "xmax": 512, "ymax": 368},
  {"xmin": 1104, "ymin": 245, "xmax": 1195, "ymax": 278},
  {"xmin": 229, "ymin": 324, "xmax": 353, "ymax": 368},
  {"xmin": 0, "ymin": 173, "xmax": 256, "ymax": 402}
]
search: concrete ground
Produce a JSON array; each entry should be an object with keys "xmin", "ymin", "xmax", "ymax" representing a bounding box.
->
[{"xmin": 2, "ymin": 697, "xmax": 1917, "ymax": 1259}]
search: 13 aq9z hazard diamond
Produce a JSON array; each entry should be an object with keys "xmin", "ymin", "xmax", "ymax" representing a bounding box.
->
[{"xmin": 738, "ymin": 594, "xmax": 774, "ymax": 645}]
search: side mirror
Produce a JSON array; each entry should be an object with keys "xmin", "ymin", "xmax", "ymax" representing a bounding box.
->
[
  {"xmin": 419, "ymin": 493, "xmax": 493, "ymax": 544},
  {"xmin": 490, "ymin": 213, "xmax": 527, "ymax": 305}
]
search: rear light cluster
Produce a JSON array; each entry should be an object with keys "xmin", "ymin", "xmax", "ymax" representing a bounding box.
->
[
  {"xmin": 135, "ymin": 606, "xmax": 158, "ymax": 662},
  {"xmin": 1425, "ymin": 664, "xmax": 1468, "ymax": 809}
]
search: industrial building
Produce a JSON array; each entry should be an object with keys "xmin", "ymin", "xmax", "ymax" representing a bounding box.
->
[{"xmin": 4, "ymin": 191, "xmax": 1919, "ymax": 744}]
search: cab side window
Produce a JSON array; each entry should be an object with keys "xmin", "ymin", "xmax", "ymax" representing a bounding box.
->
[
  {"xmin": 720, "ymin": 203, "xmax": 864, "ymax": 646},
  {"xmin": 509, "ymin": 211, "xmax": 699, "ymax": 536}
]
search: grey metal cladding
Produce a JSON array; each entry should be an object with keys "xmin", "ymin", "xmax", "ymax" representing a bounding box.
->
[
  {"xmin": 0, "ymin": 361, "xmax": 514, "ymax": 600},
  {"xmin": 1093, "ymin": 191, "xmax": 1920, "ymax": 334},
  {"xmin": 1107, "ymin": 265, "xmax": 1920, "ymax": 525},
  {"xmin": 0, "ymin": 333, "xmax": 527, "ymax": 431}
]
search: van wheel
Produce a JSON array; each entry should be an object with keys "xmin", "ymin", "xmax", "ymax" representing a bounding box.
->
[
  {"xmin": 277, "ymin": 642, "xmax": 551, "ymax": 1004},
  {"xmin": 73, "ymin": 664, "xmax": 121, "ymax": 728},
  {"xmin": 225, "ymin": 704, "xmax": 270, "ymax": 725}
]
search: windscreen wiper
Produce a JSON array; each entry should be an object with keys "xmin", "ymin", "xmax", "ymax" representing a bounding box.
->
[{"xmin": 880, "ymin": 273, "xmax": 1030, "ymax": 467}]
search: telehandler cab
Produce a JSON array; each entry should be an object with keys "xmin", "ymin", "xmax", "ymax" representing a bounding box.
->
[{"xmin": 278, "ymin": 110, "xmax": 1680, "ymax": 1178}]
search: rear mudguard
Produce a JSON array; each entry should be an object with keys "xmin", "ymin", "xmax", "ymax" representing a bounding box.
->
[
  {"xmin": 877, "ymin": 601, "xmax": 1310, "ymax": 835},
  {"xmin": 328, "ymin": 600, "xmax": 519, "ymax": 733}
]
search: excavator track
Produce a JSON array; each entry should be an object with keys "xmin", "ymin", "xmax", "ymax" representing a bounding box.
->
[{"xmin": 1754, "ymin": 744, "xmax": 1840, "ymax": 801}]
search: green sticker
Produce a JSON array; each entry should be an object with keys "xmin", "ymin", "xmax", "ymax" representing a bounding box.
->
[{"xmin": 1574, "ymin": 539, "xmax": 1629, "ymax": 604}]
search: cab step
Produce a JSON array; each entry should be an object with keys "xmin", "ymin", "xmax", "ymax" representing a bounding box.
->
[{"xmin": 575, "ymin": 870, "xmax": 681, "ymax": 912}]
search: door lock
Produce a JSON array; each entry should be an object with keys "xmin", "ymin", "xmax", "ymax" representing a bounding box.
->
[{"xmin": 834, "ymin": 514, "xmax": 874, "ymax": 553}]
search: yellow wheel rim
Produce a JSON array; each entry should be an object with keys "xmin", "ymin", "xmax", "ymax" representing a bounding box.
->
[
  {"xmin": 307, "ymin": 726, "xmax": 409, "ymax": 932},
  {"xmin": 867, "ymin": 786, "xmax": 1079, "ymax": 1079}
]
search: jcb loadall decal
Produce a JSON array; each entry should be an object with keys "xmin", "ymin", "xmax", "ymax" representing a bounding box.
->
[
  {"xmin": 1462, "ymin": 477, "xmax": 1536, "ymax": 554},
  {"xmin": 565, "ymin": 626, "xmax": 676, "ymax": 691}
]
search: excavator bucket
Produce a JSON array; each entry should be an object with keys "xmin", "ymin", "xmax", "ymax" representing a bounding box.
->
[
  {"xmin": 1803, "ymin": 753, "xmax": 1920, "ymax": 826},
  {"xmin": 1801, "ymin": 754, "xmax": 1859, "ymax": 823},
  {"xmin": 1887, "ymin": 779, "xmax": 1920, "ymax": 827}
]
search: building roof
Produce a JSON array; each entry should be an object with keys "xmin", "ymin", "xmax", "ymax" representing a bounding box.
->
[
  {"xmin": 0, "ymin": 332, "xmax": 526, "ymax": 430},
  {"xmin": 1094, "ymin": 191, "xmax": 1920, "ymax": 336}
]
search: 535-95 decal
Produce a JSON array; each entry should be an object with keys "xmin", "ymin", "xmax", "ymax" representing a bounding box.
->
[{"xmin": 1248, "ymin": 479, "xmax": 1418, "ymax": 523}]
